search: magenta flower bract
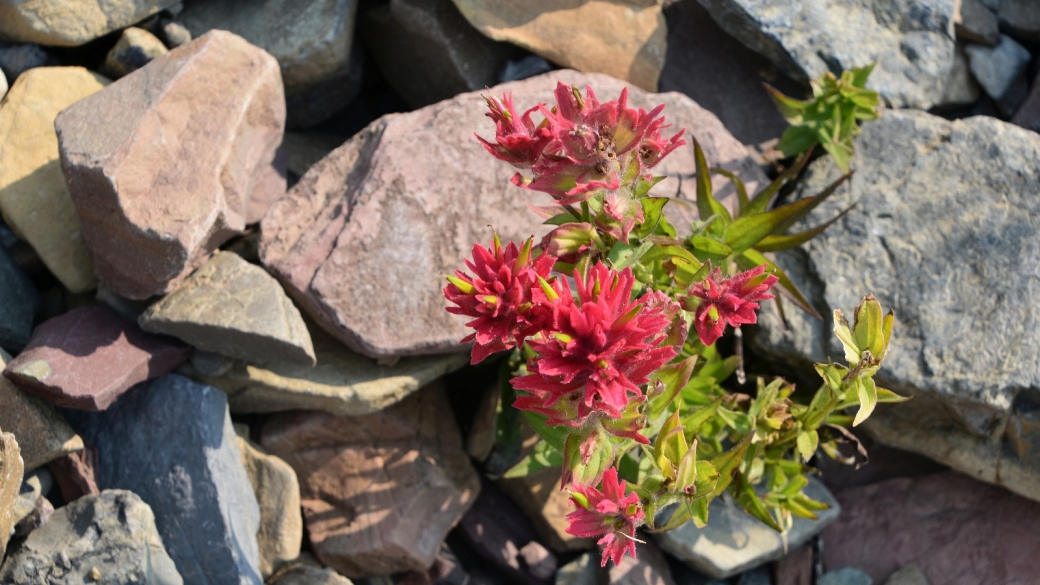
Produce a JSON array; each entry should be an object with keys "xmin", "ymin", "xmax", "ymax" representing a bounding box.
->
[
  {"xmin": 566, "ymin": 468, "xmax": 645, "ymax": 567},
  {"xmin": 688, "ymin": 265, "xmax": 779, "ymax": 346},
  {"xmin": 512, "ymin": 264, "xmax": 678, "ymax": 432},
  {"xmin": 444, "ymin": 237, "xmax": 556, "ymax": 364}
]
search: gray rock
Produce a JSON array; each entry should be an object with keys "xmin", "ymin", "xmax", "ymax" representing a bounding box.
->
[
  {"xmin": 10, "ymin": 468, "xmax": 52, "ymax": 528},
  {"xmin": 694, "ymin": 0, "xmax": 957, "ymax": 109},
  {"xmin": 159, "ymin": 17, "xmax": 192, "ymax": 47},
  {"xmin": 0, "ymin": 490, "xmax": 183, "ymax": 585},
  {"xmin": 938, "ymin": 42, "xmax": 981, "ymax": 107},
  {"xmin": 955, "ymin": 0, "xmax": 1000, "ymax": 44},
  {"xmin": 0, "ymin": 42, "xmax": 50, "ymax": 81},
  {"xmin": 964, "ymin": 34, "xmax": 1030, "ymax": 101},
  {"xmin": 361, "ymin": 0, "xmax": 518, "ymax": 108},
  {"xmin": 139, "ymin": 251, "xmax": 315, "ymax": 366},
  {"xmin": 270, "ymin": 563, "xmax": 354, "ymax": 585},
  {"xmin": 654, "ymin": 478, "xmax": 840, "ymax": 579},
  {"xmin": 285, "ymin": 46, "xmax": 362, "ymax": 130},
  {"xmin": 61, "ymin": 375, "xmax": 263, "ymax": 585},
  {"xmin": 818, "ymin": 568, "xmax": 872, "ymax": 585},
  {"xmin": 499, "ymin": 55, "xmax": 553, "ymax": 83},
  {"xmin": 752, "ymin": 110, "xmax": 1040, "ymax": 505},
  {"xmin": 556, "ymin": 552, "xmax": 602, "ymax": 585},
  {"xmin": 12, "ymin": 491, "xmax": 51, "ymax": 536},
  {"xmin": 101, "ymin": 27, "xmax": 168, "ymax": 79},
  {"xmin": 986, "ymin": 0, "xmax": 1040, "ymax": 41},
  {"xmin": 608, "ymin": 540, "xmax": 676, "ymax": 585},
  {"xmin": 0, "ymin": 244, "xmax": 39, "ymax": 353},
  {"xmin": 883, "ymin": 565, "xmax": 929, "ymax": 585},
  {"xmin": 736, "ymin": 567, "xmax": 772, "ymax": 585}
]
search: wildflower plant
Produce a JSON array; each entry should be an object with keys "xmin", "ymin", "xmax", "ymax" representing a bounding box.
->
[{"xmin": 445, "ymin": 80, "xmax": 903, "ymax": 567}]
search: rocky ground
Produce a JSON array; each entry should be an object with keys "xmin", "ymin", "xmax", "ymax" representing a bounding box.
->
[{"xmin": 0, "ymin": 0, "xmax": 1039, "ymax": 584}]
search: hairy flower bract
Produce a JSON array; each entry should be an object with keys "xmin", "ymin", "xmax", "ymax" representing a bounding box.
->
[
  {"xmin": 687, "ymin": 265, "xmax": 779, "ymax": 346},
  {"xmin": 566, "ymin": 468, "xmax": 645, "ymax": 567}
]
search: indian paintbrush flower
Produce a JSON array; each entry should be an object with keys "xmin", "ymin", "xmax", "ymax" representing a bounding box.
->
[
  {"xmin": 687, "ymin": 265, "xmax": 779, "ymax": 346},
  {"xmin": 566, "ymin": 468, "xmax": 645, "ymax": 567}
]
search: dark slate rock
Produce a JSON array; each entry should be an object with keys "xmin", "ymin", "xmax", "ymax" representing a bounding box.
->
[
  {"xmin": 0, "ymin": 42, "xmax": 51, "ymax": 81},
  {"xmin": 62, "ymin": 374, "xmax": 262, "ymax": 585},
  {"xmin": 0, "ymin": 244, "xmax": 39, "ymax": 354}
]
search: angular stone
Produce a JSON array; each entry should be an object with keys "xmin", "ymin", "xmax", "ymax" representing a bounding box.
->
[
  {"xmin": 0, "ymin": 349, "xmax": 82, "ymax": 470},
  {"xmin": 139, "ymin": 251, "xmax": 315, "ymax": 366},
  {"xmin": 185, "ymin": 323, "xmax": 466, "ymax": 415},
  {"xmin": 883, "ymin": 565, "xmax": 928, "ymax": 585},
  {"xmin": 938, "ymin": 42, "xmax": 981, "ymax": 107},
  {"xmin": 10, "ymin": 468, "xmax": 52, "ymax": 528},
  {"xmin": 964, "ymin": 34, "xmax": 1030, "ymax": 100},
  {"xmin": 270, "ymin": 563, "xmax": 354, "ymax": 585},
  {"xmin": 654, "ymin": 478, "xmax": 840, "ymax": 579},
  {"xmin": 818, "ymin": 569, "xmax": 872, "ymax": 585},
  {"xmin": 774, "ymin": 546, "xmax": 813, "ymax": 585},
  {"xmin": 556, "ymin": 553, "xmax": 602, "ymax": 585},
  {"xmin": 4, "ymin": 306, "xmax": 191, "ymax": 411},
  {"xmin": 46, "ymin": 441, "xmax": 100, "ymax": 502},
  {"xmin": 179, "ymin": 0, "xmax": 357, "ymax": 93},
  {"xmin": 101, "ymin": 26, "xmax": 169, "ymax": 79},
  {"xmin": 955, "ymin": 0, "xmax": 1000, "ymax": 44},
  {"xmin": 735, "ymin": 568, "xmax": 771, "ymax": 585},
  {"xmin": 361, "ymin": 0, "xmax": 517, "ymax": 108},
  {"xmin": 286, "ymin": 49, "xmax": 363, "ymax": 130},
  {"xmin": 0, "ymin": 42, "xmax": 50, "ymax": 81},
  {"xmin": 987, "ymin": 0, "xmax": 1040, "ymax": 41},
  {"xmin": 1011, "ymin": 68, "xmax": 1040, "ymax": 133},
  {"xmin": 12, "ymin": 489, "xmax": 52, "ymax": 536},
  {"xmin": 608, "ymin": 539, "xmax": 676, "ymax": 585},
  {"xmin": 500, "ymin": 55, "xmax": 553, "ymax": 83},
  {"xmin": 0, "ymin": 427, "xmax": 23, "ymax": 557},
  {"xmin": 0, "ymin": 246, "xmax": 38, "ymax": 354},
  {"xmin": 822, "ymin": 472, "xmax": 1040, "ymax": 584},
  {"xmin": 752, "ymin": 111, "xmax": 1040, "ymax": 504},
  {"xmin": 261, "ymin": 383, "xmax": 480, "ymax": 577},
  {"xmin": 56, "ymin": 30, "xmax": 285, "ymax": 299},
  {"xmin": 497, "ymin": 467, "xmax": 595, "ymax": 552},
  {"xmin": 452, "ymin": 0, "xmax": 666, "ymax": 91},
  {"xmin": 0, "ymin": 0, "xmax": 173, "ymax": 46},
  {"xmin": 281, "ymin": 132, "xmax": 344, "ymax": 177},
  {"xmin": 260, "ymin": 70, "xmax": 766, "ymax": 358},
  {"xmin": 0, "ymin": 490, "xmax": 183, "ymax": 585},
  {"xmin": 62, "ymin": 374, "xmax": 263, "ymax": 585},
  {"xmin": 246, "ymin": 149, "xmax": 289, "ymax": 224},
  {"xmin": 695, "ymin": 0, "xmax": 957, "ymax": 109},
  {"xmin": 0, "ymin": 67, "xmax": 107, "ymax": 293},
  {"xmin": 236, "ymin": 433, "xmax": 304, "ymax": 578}
]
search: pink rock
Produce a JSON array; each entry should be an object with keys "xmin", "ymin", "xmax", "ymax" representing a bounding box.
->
[
  {"xmin": 260, "ymin": 69, "xmax": 765, "ymax": 358},
  {"xmin": 3, "ymin": 306, "xmax": 191, "ymax": 410},
  {"xmin": 822, "ymin": 471, "xmax": 1040, "ymax": 584},
  {"xmin": 56, "ymin": 30, "xmax": 285, "ymax": 300},
  {"xmin": 47, "ymin": 441, "xmax": 100, "ymax": 503},
  {"xmin": 247, "ymin": 148, "xmax": 289, "ymax": 225}
]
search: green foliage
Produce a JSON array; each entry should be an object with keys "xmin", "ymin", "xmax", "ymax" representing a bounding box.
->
[{"xmin": 767, "ymin": 64, "xmax": 882, "ymax": 171}]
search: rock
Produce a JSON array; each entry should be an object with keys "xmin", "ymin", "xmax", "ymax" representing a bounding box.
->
[
  {"xmin": 184, "ymin": 323, "xmax": 466, "ymax": 415},
  {"xmin": 964, "ymin": 34, "xmax": 1030, "ymax": 113},
  {"xmin": 179, "ymin": 0, "xmax": 357, "ymax": 94},
  {"xmin": 498, "ymin": 467, "xmax": 595, "ymax": 552},
  {"xmin": 95, "ymin": 282, "xmax": 153, "ymax": 322},
  {"xmin": 361, "ymin": 0, "xmax": 517, "ymax": 108},
  {"xmin": 280, "ymin": 132, "xmax": 344, "ymax": 177},
  {"xmin": 659, "ymin": 0, "xmax": 804, "ymax": 147},
  {"xmin": 0, "ymin": 427, "xmax": 23, "ymax": 557},
  {"xmin": 818, "ymin": 569, "xmax": 872, "ymax": 585},
  {"xmin": 260, "ymin": 69, "xmax": 766, "ymax": 358},
  {"xmin": 654, "ymin": 478, "xmax": 839, "ymax": 579},
  {"xmin": 157, "ymin": 16, "xmax": 192, "ymax": 47},
  {"xmin": 270, "ymin": 564, "xmax": 354, "ymax": 585},
  {"xmin": 285, "ymin": 48, "xmax": 363, "ymax": 130},
  {"xmin": 751, "ymin": 111, "xmax": 1040, "ymax": 505},
  {"xmin": 0, "ymin": 0, "xmax": 173, "ymax": 46},
  {"xmin": 0, "ymin": 68, "xmax": 5, "ymax": 99},
  {"xmin": 101, "ymin": 27, "xmax": 168, "ymax": 79},
  {"xmin": 56, "ymin": 31, "xmax": 284, "ymax": 300},
  {"xmin": 235, "ymin": 432, "xmax": 304, "ymax": 578},
  {"xmin": 821, "ymin": 472, "xmax": 1040, "ymax": 584},
  {"xmin": 986, "ymin": 0, "xmax": 1040, "ymax": 41},
  {"xmin": 10, "ymin": 468, "xmax": 52, "ymax": 527},
  {"xmin": 458, "ymin": 477, "xmax": 556, "ymax": 585},
  {"xmin": 736, "ymin": 568, "xmax": 772, "ymax": 585},
  {"xmin": 882, "ymin": 565, "xmax": 928, "ymax": 585},
  {"xmin": 4, "ymin": 306, "xmax": 191, "ymax": 411},
  {"xmin": 608, "ymin": 539, "xmax": 676, "ymax": 585},
  {"xmin": 955, "ymin": 0, "xmax": 1000, "ymax": 44},
  {"xmin": 61, "ymin": 374, "xmax": 263, "ymax": 585},
  {"xmin": 12, "ymin": 489, "xmax": 52, "ymax": 536},
  {"xmin": 0, "ymin": 490, "xmax": 183, "ymax": 585},
  {"xmin": 46, "ymin": 441, "xmax": 100, "ymax": 502},
  {"xmin": 247, "ymin": 149, "xmax": 289, "ymax": 223},
  {"xmin": 694, "ymin": 0, "xmax": 956, "ymax": 110},
  {"xmin": 0, "ymin": 246, "xmax": 37, "ymax": 353},
  {"xmin": 773, "ymin": 546, "xmax": 813, "ymax": 585},
  {"xmin": 261, "ymin": 382, "xmax": 480, "ymax": 577},
  {"xmin": 0, "ymin": 348, "xmax": 82, "ymax": 470},
  {"xmin": 938, "ymin": 42, "xmax": 981, "ymax": 107},
  {"xmin": 500, "ymin": 55, "xmax": 553, "ymax": 83},
  {"xmin": 556, "ymin": 553, "xmax": 602, "ymax": 585},
  {"xmin": 0, "ymin": 42, "xmax": 50, "ymax": 80},
  {"xmin": 452, "ymin": 0, "xmax": 666, "ymax": 91},
  {"xmin": 1011, "ymin": 68, "xmax": 1040, "ymax": 132},
  {"xmin": 139, "ymin": 251, "xmax": 315, "ymax": 366},
  {"xmin": 520, "ymin": 542, "xmax": 557, "ymax": 581},
  {"xmin": 0, "ymin": 66, "xmax": 108, "ymax": 293}
]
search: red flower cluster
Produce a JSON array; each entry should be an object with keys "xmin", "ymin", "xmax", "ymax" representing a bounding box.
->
[
  {"xmin": 687, "ymin": 265, "xmax": 779, "ymax": 346},
  {"xmin": 566, "ymin": 468, "xmax": 645, "ymax": 566},
  {"xmin": 512, "ymin": 264, "xmax": 678, "ymax": 439},
  {"xmin": 444, "ymin": 237, "xmax": 556, "ymax": 364}
]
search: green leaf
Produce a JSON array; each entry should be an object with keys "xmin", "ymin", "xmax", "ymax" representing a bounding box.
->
[
  {"xmin": 765, "ymin": 83, "xmax": 809, "ymax": 124},
  {"xmin": 734, "ymin": 475, "xmax": 783, "ymax": 532},
  {"xmin": 776, "ymin": 125, "xmax": 820, "ymax": 158},
  {"xmin": 768, "ymin": 171, "xmax": 853, "ymax": 237},
  {"xmin": 648, "ymin": 356, "xmax": 698, "ymax": 421},
  {"xmin": 796, "ymin": 429, "xmax": 819, "ymax": 462},
  {"xmin": 544, "ymin": 210, "xmax": 581, "ymax": 226},
  {"xmin": 852, "ymin": 375, "xmax": 878, "ymax": 427},
  {"xmin": 681, "ymin": 396, "xmax": 723, "ymax": 436},
  {"xmin": 637, "ymin": 197, "xmax": 670, "ymax": 239},
  {"xmin": 723, "ymin": 198, "xmax": 818, "ymax": 254},
  {"xmin": 753, "ymin": 204, "xmax": 853, "ymax": 252},
  {"xmin": 504, "ymin": 440, "xmax": 564, "ymax": 478},
  {"xmin": 564, "ymin": 430, "xmax": 615, "ymax": 486},
  {"xmin": 520, "ymin": 410, "xmax": 569, "ymax": 453},
  {"xmin": 853, "ymin": 294, "xmax": 886, "ymax": 358},
  {"xmin": 641, "ymin": 243, "xmax": 702, "ymax": 270},
  {"xmin": 745, "ymin": 150, "xmax": 813, "ymax": 215},
  {"xmin": 737, "ymin": 248, "xmax": 821, "ymax": 320},
  {"xmin": 693, "ymin": 140, "xmax": 731, "ymax": 225},
  {"xmin": 876, "ymin": 387, "xmax": 909, "ymax": 403},
  {"xmin": 608, "ymin": 240, "xmax": 654, "ymax": 271},
  {"xmin": 710, "ymin": 428, "xmax": 755, "ymax": 497},
  {"xmin": 688, "ymin": 236, "xmax": 733, "ymax": 262},
  {"xmin": 712, "ymin": 168, "xmax": 750, "ymax": 215}
]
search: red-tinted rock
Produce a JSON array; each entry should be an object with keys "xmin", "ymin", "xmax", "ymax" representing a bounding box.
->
[
  {"xmin": 56, "ymin": 30, "xmax": 285, "ymax": 300},
  {"xmin": 47, "ymin": 440, "xmax": 100, "ymax": 503},
  {"xmin": 261, "ymin": 382, "xmax": 480, "ymax": 577},
  {"xmin": 3, "ymin": 306, "xmax": 191, "ymax": 410},
  {"xmin": 773, "ymin": 545, "xmax": 813, "ymax": 585},
  {"xmin": 260, "ymin": 69, "xmax": 766, "ymax": 358},
  {"xmin": 247, "ymin": 148, "xmax": 290, "ymax": 224},
  {"xmin": 822, "ymin": 471, "xmax": 1040, "ymax": 584}
]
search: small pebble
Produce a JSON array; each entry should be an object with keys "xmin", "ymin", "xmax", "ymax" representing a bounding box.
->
[{"xmin": 89, "ymin": 566, "xmax": 101, "ymax": 581}]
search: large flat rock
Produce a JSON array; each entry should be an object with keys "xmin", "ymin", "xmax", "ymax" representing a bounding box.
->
[
  {"xmin": 61, "ymin": 375, "xmax": 263, "ymax": 585},
  {"xmin": 695, "ymin": 0, "xmax": 957, "ymax": 109},
  {"xmin": 0, "ymin": 0, "xmax": 173, "ymax": 46},
  {"xmin": 259, "ymin": 69, "xmax": 766, "ymax": 358},
  {"xmin": 56, "ymin": 30, "xmax": 285, "ymax": 299},
  {"xmin": 753, "ymin": 110, "xmax": 1040, "ymax": 503}
]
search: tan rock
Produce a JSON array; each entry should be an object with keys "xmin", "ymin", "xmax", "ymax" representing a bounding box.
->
[
  {"xmin": 270, "ymin": 563, "xmax": 354, "ymax": 585},
  {"xmin": 101, "ymin": 26, "xmax": 168, "ymax": 79},
  {"xmin": 235, "ymin": 432, "xmax": 303, "ymax": 578},
  {"xmin": 56, "ymin": 30, "xmax": 285, "ymax": 299},
  {"xmin": 0, "ymin": 66, "xmax": 107, "ymax": 293},
  {"xmin": 608, "ymin": 539, "xmax": 675, "ymax": 585},
  {"xmin": 0, "ymin": 426, "xmax": 24, "ymax": 557},
  {"xmin": 185, "ymin": 323, "xmax": 467, "ymax": 415},
  {"xmin": 451, "ymin": 0, "xmax": 666, "ymax": 91},
  {"xmin": 0, "ymin": 0, "xmax": 173, "ymax": 46},
  {"xmin": 0, "ymin": 348, "xmax": 82, "ymax": 470},
  {"xmin": 259, "ymin": 70, "xmax": 765, "ymax": 358},
  {"xmin": 498, "ymin": 467, "xmax": 594, "ymax": 553},
  {"xmin": 139, "ymin": 251, "xmax": 315, "ymax": 365},
  {"xmin": 261, "ymin": 382, "xmax": 480, "ymax": 577}
]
